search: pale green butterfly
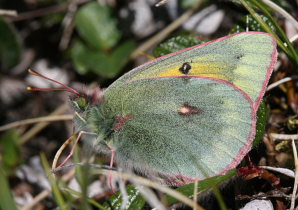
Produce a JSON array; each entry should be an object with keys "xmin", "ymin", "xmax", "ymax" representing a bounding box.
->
[{"xmin": 29, "ymin": 32, "xmax": 277, "ymax": 185}]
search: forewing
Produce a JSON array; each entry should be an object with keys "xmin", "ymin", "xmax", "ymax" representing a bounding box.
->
[
  {"xmin": 102, "ymin": 77, "xmax": 255, "ymax": 182},
  {"xmin": 108, "ymin": 32, "xmax": 277, "ymax": 109}
]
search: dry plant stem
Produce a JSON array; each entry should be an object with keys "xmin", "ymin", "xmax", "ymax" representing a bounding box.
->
[
  {"xmin": 262, "ymin": 0, "xmax": 298, "ymax": 31},
  {"xmin": 263, "ymin": 135, "xmax": 277, "ymax": 165},
  {"xmin": 267, "ymin": 76, "xmax": 298, "ymax": 91},
  {"xmin": 130, "ymin": 0, "xmax": 202, "ymax": 59},
  {"xmin": 9, "ymin": 0, "xmax": 90, "ymax": 21},
  {"xmin": 0, "ymin": 114, "xmax": 73, "ymax": 132},
  {"xmin": 59, "ymin": 0, "xmax": 79, "ymax": 50},
  {"xmin": 0, "ymin": 9, "xmax": 17, "ymax": 17},
  {"xmin": 290, "ymin": 139, "xmax": 298, "ymax": 210},
  {"xmin": 9, "ymin": 4, "xmax": 68, "ymax": 21},
  {"xmin": 155, "ymin": 0, "xmax": 172, "ymax": 7},
  {"xmin": 270, "ymin": 133, "xmax": 298, "ymax": 141},
  {"xmin": 20, "ymin": 189, "xmax": 51, "ymax": 210},
  {"xmin": 236, "ymin": 190, "xmax": 291, "ymax": 200},
  {"xmin": 134, "ymin": 183, "xmax": 167, "ymax": 210},
  {"xmin": 21, "ymin": 169, "xmax": 75, "ymax": 210},
  {"xmin": 260, "ymin": 166, "xmax": 295, "ymax": 178},
  {"xmin": 59, "ymin": 19, "xmax": 75, "ymax": 50},
  {"xmin": 193, "ymin": 180, "xmax": 199, "ymax": 210},
  {"xmin": 100, "ymin": 170, "xmax": 204, "ymax": 210},
  {"xmin": 108, "ymin": 146, "xmax": 115, "ymax": 191},
  {"xmin": 119, "ymin": 179, "xmax": 129, "ymax": 210},
  {"xmin": 290, "ymin": 34, "xmax": 298, "ymax": 43},
  {"xmin": 19, "ymin": 103, "xmax": 69, "ymax": 144}
]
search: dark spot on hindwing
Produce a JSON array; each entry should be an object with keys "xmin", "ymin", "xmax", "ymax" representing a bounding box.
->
[
  {"xmin": 236, "ymin": 54, "xmax": 244, "ymax": 60},
  {"xmin": 179, "ymin": 62, "xmax": 191, "ymax": 74},
  {"xmin": 113, "ymin": 114, "xmax": 133, "ymax": 132},
  {"xmin": 178, "ymin": 103, "xmax": 202, "ymax": 116}
]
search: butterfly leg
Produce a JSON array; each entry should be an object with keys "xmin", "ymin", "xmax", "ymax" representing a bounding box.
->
[{"xmin": 108, "ymin": 146, "xmax": 116, "ymax": 192}]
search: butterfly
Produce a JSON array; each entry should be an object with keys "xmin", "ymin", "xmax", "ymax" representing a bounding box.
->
[{"xmin": 29, "ymin": 32, "xmax": 277, "ymax": 185}]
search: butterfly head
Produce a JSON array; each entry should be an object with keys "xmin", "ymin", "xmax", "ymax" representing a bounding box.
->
[{"xmin": 70, "ymin": 87, "xmax": 105, "ymax": 113}]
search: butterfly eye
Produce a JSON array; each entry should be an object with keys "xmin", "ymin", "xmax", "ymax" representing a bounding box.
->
[{"xmin": 74, "ymin": 97, "xmax": 88, "ymax": 111}]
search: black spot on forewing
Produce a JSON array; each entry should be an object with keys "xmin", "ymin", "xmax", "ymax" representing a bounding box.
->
[
  {"xmin": 179, "ymin": 62, "xmax": 191, "ymax": 74},
  {"xmin": 178, "ymin": 103, "xmax": 202, "ymax": 116}
]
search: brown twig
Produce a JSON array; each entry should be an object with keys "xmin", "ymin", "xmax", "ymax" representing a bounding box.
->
[
  {"xmin": 291, "ymin": 139, "xmax": 298, "ymax": 210},
  {"xmin": 290, "ymin": 34, "xmax": 298, "ymax": 43},
  {"xmin": 263, "ymin": 135, "xmax": 277, "ymax": 165},
  {"xmin": 236, "ymin": 189, "xmax": 291, "ymax": 200},
  {"xmin": 260, "ymin": 166, "xmax": 295, "ymax": 178},
  {"xmin": 21, "ymin": 189, "xmax": 51, "ymax": 210},
  {"xmin": 130, "ymin": 0, "xmax": 203, "ymax": 59},
  {"xmin": 193, "ymin": 180, "xmax": 199, "ymax": 210},
  {"xmin": 19, "ymin": 103, "xmax": 69, "ymax": 144},
  {"xmin": 155, "ymin": 0, "xmax": 172, "ymax": 7},
  {"xmin": 8, "ymin": 0, "xmax": 90, "ymax": 22},
  {"xmin": 59, "ymin": 0, "xmax": 79, "ymax": 50},
  {"xmin": 9, "ymin": 4, "xmax": 68, "ymax": 22},
  {"xmin": 20, "ymin": 169, "xmax": 75, "ymax": 210},
  {"xmin": 270, "ymin": 133, "xmax": 298, "ymax": 141},
  {"xmin": 0, "ymin": 114, "xmax": 73, "ymax": 132},
  {"xmin": 0, "ymin": 9, "xmax": 17, "ymax": 17}
]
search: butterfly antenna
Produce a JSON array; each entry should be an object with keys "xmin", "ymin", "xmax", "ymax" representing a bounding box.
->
[{"xmin": 27, "ymin": 69, "xmax": 82, "ymax": 97}]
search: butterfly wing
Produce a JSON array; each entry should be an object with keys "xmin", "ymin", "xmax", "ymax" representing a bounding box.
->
[
  {"xmin": 102, "ymin": 77, "xmax": 255, "ymax": 183},
  {"xmin": 108, "ymin": 32, "xmax": 277, "ymax": 110},
  {"xmin": 97, "ymin": 32, "xmax": 277, "ymax": 183}
]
